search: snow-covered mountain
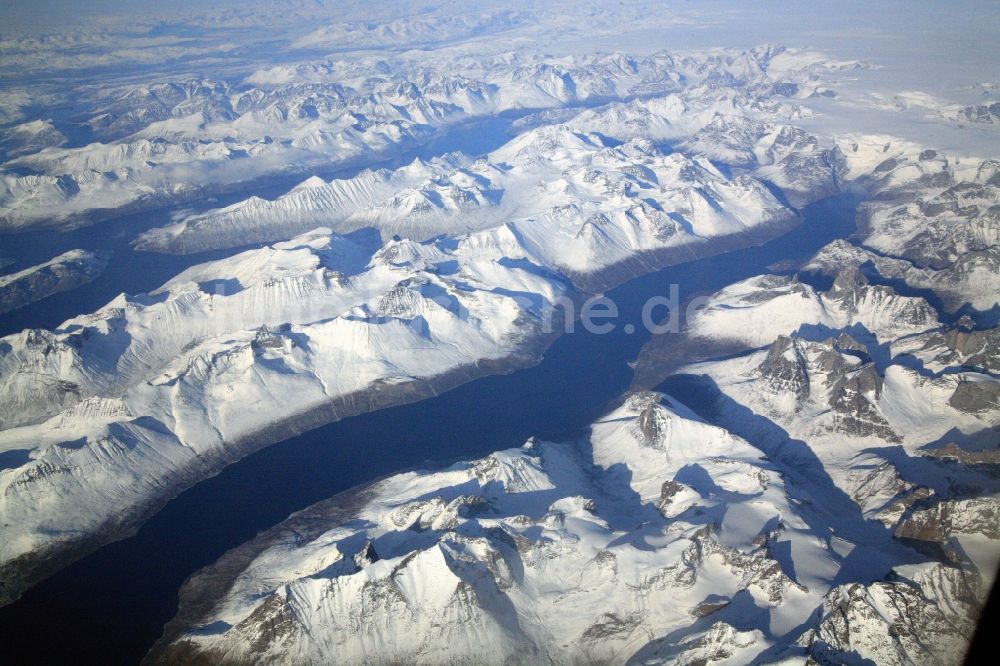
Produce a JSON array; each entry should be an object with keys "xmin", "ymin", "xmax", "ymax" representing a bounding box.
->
[
  {"xmin": 803, "ymin": 153, "xmax": 1000, "ymax": 316},
  {"xmin": 0, "ymin": 44, "xmax": 881, "ymax": 605},
  {"xmin": 147, "ymin": 389, "xmax": 994, "ymax": 665},
  {"xmin": 0, "ymin": 119, "xmax": 67, "ymax": 159},
  {"xmin": 129, "ymin": 51, "xmax": 858, "ymax": 260},
  {"xmin": 620, "ymin": 267, "xmax": 999, "ymax": 664},
  {"xmin": 2, "ymin": 0, "xmax": 999, "ymax": 658},
  {"xmin": 0, "ymin": 226, "xmax": 569, "ymax": 605},
  {"xmin": 147, "ymin": 327, "xmax": 999, "ymax": 665},
  {"xmin": 891, "ymin": 322, "xmax": 1000, "ymax": 374},
  {"xmin": 135, "ymin": 128, "xmax": 794, "ymax": 291},
  {"xmin": 144, "ymin": 392, "xmax": 835, "ymax": 664},
  {"xmin": 0, "ymin": 46, "xmax": 858, "ymax": 232},
  {"xmin": 676, "ymin": 266, "xmax": 999, "ymax": 446},
  {"xmin": 686, "ymin": 269, "xmax": 939, "ymax": 348}
]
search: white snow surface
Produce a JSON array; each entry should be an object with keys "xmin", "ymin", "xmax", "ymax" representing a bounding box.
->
[
  {"xmin": 134, "ymin": 130, "xmax": 792, "ymax": 268},
  {"xmin": 158, "ymin": 394, "xmax": 817, "ymax": 664},
  {"xmin": 0, "ymin": 5, "xmax": 998, "ymax": 660},
  {"xmin": 0, "ymin": 226, "xmax": 566, "ymax": 569},
  {"xmin": 0, "ymin": 46, "xmax": 843, "ymax": 231},
  {"xmin": 156, "ymin": 391, "xmax": 995, "ymax": 665}
]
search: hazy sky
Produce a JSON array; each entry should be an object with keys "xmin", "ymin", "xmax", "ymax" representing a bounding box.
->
[
  {"xmin": 2, "ymin": 0, "xmax": 257, "ymax": 26},
  {"xmin": 2, "ymin": 0, "xmax": 997, "ymax": 100}
]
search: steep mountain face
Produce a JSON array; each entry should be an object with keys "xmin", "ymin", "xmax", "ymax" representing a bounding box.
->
[
  {"xmin": 148, "ymin": 389, "xmax": 995, "ymax": 665},
  {"xmin": 0, "ymin": 226, "xmax": 568, "ymax": 605},
  {"xmin": 144, "ymin": 394, "xmax": 825, "ymax": 664},
  {"xmin": 134, "ymin": 131, "xmax": 792, "ymax": 271},
  {"xmin": 0, "ymin": 46, "xmax": 853, "ymax": 232},
  {"xmin": 681, "ymin": 324, "xmax": 999, "ymax": 457},
  {"xmin": 805, "ymin": 238, "xmax": 1000, "ymax": 315},
  {"xmin": 622, "ymin": 268, "xmax": 999, "ymax": 664},
  {"xmin": 803, "ymin": 151, "xmax": 1000, "ymax": 316},
  {"xmin": 862, "ymin": 179, "xmax": 999, "ymax": 269},
  {"xmin": 751, "ymin": 334, "xmax": 901, "ymax": 441},
  {"xmin": 891, "ymin": 324, "xmax": 1000, "ymax": 374},
  {"xmin": 797, "ymin": 562, "xmax": 984, "ymax": 666},
  {"xmin": 955, "ymin": 102, "xmax": 1000, "ymax": 125},
  {"xmin": 680, "ymin": 269, "xmax": 999, "ymax": 452},
  {"xmin": 0, "ymin": 249, "xmax": 110, "ymax": 314}
]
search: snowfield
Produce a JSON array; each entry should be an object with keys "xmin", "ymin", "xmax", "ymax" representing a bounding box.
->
[
  {"xmin": 150, "ymin": 391, "xmax": 994, "ymax": 665},
  {"xmin": 0, "ymin": 46, "xmax": 853, "ymax": 232},
  {"xmin": 0, "ymin": 226, "xmax": 568, "ymax": 604}
]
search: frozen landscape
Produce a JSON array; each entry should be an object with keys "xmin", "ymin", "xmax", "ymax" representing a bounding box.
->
[{"xmin": 0, "ymin": 1, "xmax": 998, "ymax": 664}]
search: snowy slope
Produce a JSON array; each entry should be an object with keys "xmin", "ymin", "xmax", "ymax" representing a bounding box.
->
[
  {"xmin": 135, "ymin": 127, "xmax": 794, "ymax": 290},
  {"xmin": 687, "ymin": 269, "xmax": 939, "ymax": 349},
  {"xmin": 0, "ymin": 46, "xmax": 857, "ymax": 232},
  {"xmin": 0, "ymin": 226, "xmax": 568, "ymax": 605},
  {"xmin": 0, "ymin": 119, "xmax": 67, "ymax": 159},
  {"xmin": 802, "ymin": 155, "xmax": 1000, "ymax": 315},
  {"xmin": 148, "ymin": 391, "xmax": 992, "ymax": 665}
]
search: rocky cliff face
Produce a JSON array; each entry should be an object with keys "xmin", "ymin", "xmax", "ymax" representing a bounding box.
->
[
  {"xmin": 627, "ymin": 227, "xmax": 1000, "ymax": 663},
  {"xmin": 796, "ymin": 563, "xmax": 983, "ymax": 666},
  {"xmin": 803, "ymin": 152, "xmax": 1000, "ymax": 317}
]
